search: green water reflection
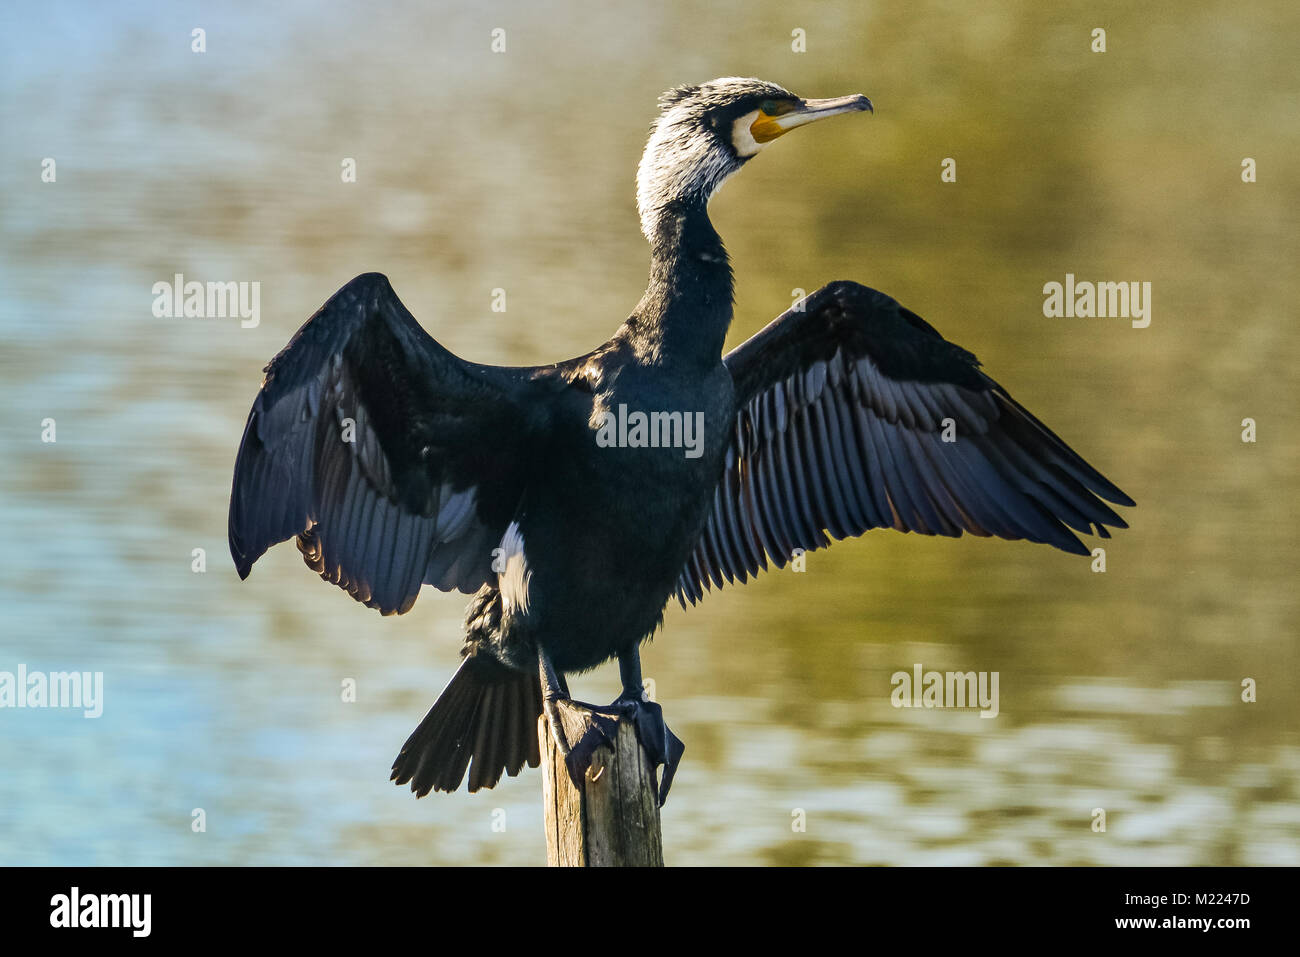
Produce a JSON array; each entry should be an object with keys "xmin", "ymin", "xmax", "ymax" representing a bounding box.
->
[{"xmin": 0, "ymin": 0, "xmax": 1296, "ymax": 865}]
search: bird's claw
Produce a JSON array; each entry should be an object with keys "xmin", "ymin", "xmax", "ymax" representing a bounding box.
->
[
  {"xmin": 559, "ymin": 695, "xmax": 684, "ymax": 806},
  {"xmin": 625, "ymin": 696, "xmax": 685, "ymax": 806}
]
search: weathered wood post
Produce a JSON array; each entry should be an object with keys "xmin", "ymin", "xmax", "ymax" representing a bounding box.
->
[{"xmin": 539, "ymin": 701, "xmax": 664, "ymax": 866}]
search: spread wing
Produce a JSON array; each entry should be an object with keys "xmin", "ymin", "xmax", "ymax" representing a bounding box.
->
[
  {"xmin": 676, "ymin": 281, "xmax": 1134, "ymax": 606},
  {"xmin": 229, "ymin": 272, "xmax": 550, "ymax": 615}
]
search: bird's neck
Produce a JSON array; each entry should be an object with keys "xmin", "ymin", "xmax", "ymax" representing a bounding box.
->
[{"xmin": 624, "ymin": 200, "xmax": 733, "ymax": 366}]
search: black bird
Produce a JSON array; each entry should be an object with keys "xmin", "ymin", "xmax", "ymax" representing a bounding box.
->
[{"xmin": 229, "ymin": 77, "xmax": 1133, "ymax": 805}]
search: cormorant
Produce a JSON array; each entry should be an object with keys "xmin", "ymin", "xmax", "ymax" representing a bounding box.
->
[{"xmin": 228, "ymin": 77, "xmax": 1133, "ymax": 805}]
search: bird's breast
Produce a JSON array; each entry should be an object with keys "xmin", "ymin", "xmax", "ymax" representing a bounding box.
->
[{"xmin": 502, "ymin": 363, "xmax": 734, "ymax": 666}]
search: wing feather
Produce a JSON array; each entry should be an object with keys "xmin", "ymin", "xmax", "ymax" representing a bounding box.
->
[
  {"xmin": 676, "ymin": 281, "xmax": 1134, "ymax": 605},
  {"xmin": 229, "ymin": 273, "xmax": 550, "ymax": 614}
]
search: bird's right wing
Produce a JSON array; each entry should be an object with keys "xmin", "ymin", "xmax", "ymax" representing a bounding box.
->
[{"xmin": 229, "ymin": 272, "xmax": 550, "ymax": 615}]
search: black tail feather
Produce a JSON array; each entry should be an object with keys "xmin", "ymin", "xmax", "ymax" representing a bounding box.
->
[{"xmin": 391, "ymin": 653, "xmax": 543, "ymax": 797}]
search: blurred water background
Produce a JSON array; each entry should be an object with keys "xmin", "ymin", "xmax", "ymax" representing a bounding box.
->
[{"xmin": 1, "ymin": 0, "xmax": 1297, "ymax": 865}]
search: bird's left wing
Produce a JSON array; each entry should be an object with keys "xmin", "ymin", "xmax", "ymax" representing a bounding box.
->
[{"xmin": 675, "ymin": 281, "xmax": 1134, "ymax": 606}]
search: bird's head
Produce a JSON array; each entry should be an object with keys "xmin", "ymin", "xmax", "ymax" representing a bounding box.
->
[{"xmin": 636, "ymin": 77, "xmax": 872, "ymax": 238}]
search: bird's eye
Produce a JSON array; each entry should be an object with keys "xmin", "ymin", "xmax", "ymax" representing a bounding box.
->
[{"xmin": 759, "ymin": 99, "xmax": 797, "ymax": 117}]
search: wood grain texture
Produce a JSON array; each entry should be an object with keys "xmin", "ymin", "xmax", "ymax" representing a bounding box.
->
[{"xmin": 540, "ymin": 703, "xmax": 663, "ymax": 867}]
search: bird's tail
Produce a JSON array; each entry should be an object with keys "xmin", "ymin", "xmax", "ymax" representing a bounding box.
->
[{"xmin": 390, "ymin": 653, "xmax": 543, "ymax": 797}]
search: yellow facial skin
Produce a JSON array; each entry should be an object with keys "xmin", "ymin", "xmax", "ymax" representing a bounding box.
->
[{"xmin": 749, "ymin": 100, "xmax": 800, "ymax": 143}]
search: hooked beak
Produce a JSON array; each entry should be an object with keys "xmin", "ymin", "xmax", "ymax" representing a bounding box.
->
[{"xmin": 750, "ymin": 94, "xmax": 873, "ymax": 144}]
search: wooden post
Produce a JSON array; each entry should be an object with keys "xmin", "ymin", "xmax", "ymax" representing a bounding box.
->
[{"xmin": 540, "ymin": 701, "xmax": 664, "ymax": 866}]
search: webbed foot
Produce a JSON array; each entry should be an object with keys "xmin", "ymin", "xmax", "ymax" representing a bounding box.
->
[
  {"xmin": 537, "ymin": 644, "xmax": 685, "ymax": 806},
  {"xmin": 560, "ymin": 693, "xmax": 684, "ymax": 806}
]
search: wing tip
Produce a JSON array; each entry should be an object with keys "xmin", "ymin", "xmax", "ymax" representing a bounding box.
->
[
  {"xmin": 230, "ymin": 541, "xmax": 256, "ymax": 580},
  {"xmin": 1058, "ymin": 535, "xmax": 1092, "ymax": 557},
  {"xmin": 1106, "ymin": 488, "xmax": 1137, "ymax": 509},
  {"xmin": 348, "ymin": 271, "xmax": 393, "ymax": 297}
]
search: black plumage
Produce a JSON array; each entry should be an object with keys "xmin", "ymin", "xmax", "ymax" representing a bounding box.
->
[
  {"xmin": 228, "ymin": 77, "xmax": 1133, "ymax": 803},
  {"xmin": 675, "ymin": 282, "xmax": 1133, "ymax": 604}
]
